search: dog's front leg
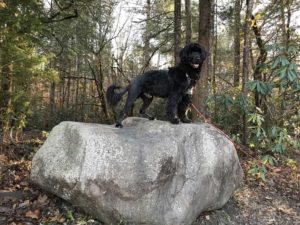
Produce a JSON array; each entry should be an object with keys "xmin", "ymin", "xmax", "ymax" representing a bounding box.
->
[
  {"xmin": 178, "ymin": 94, "xmax": 193, "ymax": 123},
  {"xmin": 116, "ymin": 110, "xmax": 125, "ymax": 128},
  {"xmin": 166, "ymin": 93, "xmax": 182, "ymax": 124}
]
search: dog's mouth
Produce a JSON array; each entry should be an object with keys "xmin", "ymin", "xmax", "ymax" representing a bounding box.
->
[{"xmin": 191, "ymin": 63, "xmax": 199, "ymax": 68}]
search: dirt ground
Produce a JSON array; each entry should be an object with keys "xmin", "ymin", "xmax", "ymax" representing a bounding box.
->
[{"xmin": 0, "ymin": 131, "xmax": 299, "ymax": 225}]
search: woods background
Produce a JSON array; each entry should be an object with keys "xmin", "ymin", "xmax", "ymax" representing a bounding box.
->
[{"xmin": 0, "ymin": 0, "xmax": 299, "ymax": 177}]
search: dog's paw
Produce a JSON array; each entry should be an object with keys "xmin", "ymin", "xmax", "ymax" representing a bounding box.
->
[
  {"xmin": 170, "ymin": 118, "xmax": 180, "ymax": 124},
  {"xmin": 180, "ymin": 117, "xmax": 192, "ymax": 123},
  {"xmin": 116, "ymin": 123, "xmax": 123, "ymax": 128}
]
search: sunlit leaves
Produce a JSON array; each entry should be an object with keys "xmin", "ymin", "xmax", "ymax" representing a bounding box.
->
[
  {"xmin": 248, "ymin": 154, "xmax": 278, "ymax": 181},
  {"xmin": 271, "ymin": 128, "xmax": 289, "ymax": 154},
  {"xmin": 248, "ymin": 160, "xmax": 267, "ymax": 181},
  {"xmin": 261, "ymin": 155, "xmax": 277, "ymax": 166},
  {"xmin": 0, "ymin": 1, "xmax": 6, "ymax": 9},
  {"xmin": 248, "ymin": 112, "xmax": 264, "ymax": 127}
]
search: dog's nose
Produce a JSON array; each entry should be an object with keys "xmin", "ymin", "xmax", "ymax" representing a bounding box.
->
[{"xmin": 192, "ymin": 57, "xmax": 201, "ymax": 63}]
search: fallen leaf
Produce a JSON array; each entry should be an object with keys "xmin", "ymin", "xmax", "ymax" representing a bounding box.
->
[
  {"xmin": 37, "ymin": 194, "xmax": 48, "ymax": 205},
  {"xmin": 272, "ymin": 168, "xmax": 282, "ymax": 173},
  {"xmin": 0, "ymin": 154, "xmax": 8, "ymax": 162},
  {"xmin": 19, "ymin": 200, "xmax": 30, "ymax": 208},
  {"xmin": 0, "ymin": 206, "xmax": 12, "ymax": 214},
  {"xmin": 277, "ymin": 206, "xmax": 295, "ymax": 215},
  {"xmin": 25, "ymin": 209, "xmax": 40, "ymax": 219},
  {"xmin": 14, "ymin": 175, "xmax": 20, "ymax": 181},
  {"xmin": 50, "ymin": 214, "xmax": 65, "ymax": 223},
  {"xmin": 20, "ymin": 181, "xmax": 29, "ymax": 186}
]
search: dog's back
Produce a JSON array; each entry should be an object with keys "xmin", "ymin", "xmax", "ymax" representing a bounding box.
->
[{"xmin": 138, "ymin": 70, "xmax": 170, "ymax": 98}]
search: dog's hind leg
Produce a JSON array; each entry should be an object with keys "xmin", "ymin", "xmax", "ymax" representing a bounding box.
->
[
  {"xmin": 139, "ymin": 94, "xmax": 155, "ymax": 120},
  {"xmin": 116, "ymin": 83, "xmax": 142, "ymax": 128}
]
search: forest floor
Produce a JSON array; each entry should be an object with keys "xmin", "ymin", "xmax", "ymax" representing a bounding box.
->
[{"xmin": 0, "ymin": 130, "xmax": 299, "ymax": 225}]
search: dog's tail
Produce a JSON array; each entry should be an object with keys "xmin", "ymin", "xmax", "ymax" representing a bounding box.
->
[{"xmin": 106, "ymin": 85, "xmax": 129, "ymax": 106}]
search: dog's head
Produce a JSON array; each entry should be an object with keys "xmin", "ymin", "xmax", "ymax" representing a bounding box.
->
[{"xmin": 179, "ymin": 43, "xmax": 207, "ymax": 69}]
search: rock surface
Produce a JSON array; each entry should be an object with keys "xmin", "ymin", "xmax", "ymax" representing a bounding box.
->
[{"xmin": 31, "ymin": 117, "xmax": 243, "ymax": 225}]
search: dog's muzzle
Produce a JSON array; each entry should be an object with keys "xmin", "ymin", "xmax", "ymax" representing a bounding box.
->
[
  {"xmin": 191, "ymin": 63, "xmax": 199, "ymax": 68},
  {"xmin": 144, "ymin": 92, "xmax": 153, "ymax": 98}
]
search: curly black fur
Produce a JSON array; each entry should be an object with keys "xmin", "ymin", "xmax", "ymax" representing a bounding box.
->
[{"xmin": 106, "ymin": 43, "xmax": 206, "ymax": 127}]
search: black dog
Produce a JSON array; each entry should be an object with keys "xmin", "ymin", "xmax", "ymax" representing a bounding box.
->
[{"xmin": 106, "ymin": 43, "xmax": 206, "ymax": 128}]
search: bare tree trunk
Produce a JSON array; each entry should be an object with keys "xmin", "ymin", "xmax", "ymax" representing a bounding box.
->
[
  {"xmin": 66, "ymin": 77, "xmax": 71, "ymax": 112},
  {"xmin": 286, "ymin": 0, "xmax": 291, "ymax": 45},
  {"xmin": 89, "ymin": 57, "xmax": 109, "ymax": 121},
  {"xmin": 65, "ymin": 63, "xmax": 72, "ymax": 112},
  {"xmin": 185, "ymin": 0, "xmax": 192, "ymax": 44},
  {"xmin": 242, "ymin": 0, "xmax": 253, "ymax": 145},
  {"xmin": 97, "ymin": 58, "xmax": 109, "ymax": 120},
  {"xmin": 81, "ymin": 74, "xmax": 87, "ymax": 121},
  {"xmin": 193, "ymin": 0, "xmax": 212, "ymax": 119},
  {"xmin": 233, "ymin": 0, "xmax": 241, "ymax": 87},
  {"xmin": 143, "ymin": 0, "xmax": 151, "ymax": 70},
  {"xmin": 279, "ymin": 0, "xmax": 288, "ymax": 47},
  {"xmin": 49, "ymin": 82, "xmax": 56, "ymax": 120},
  {"xmin": 212, "ymin": 0, "xmax": 217, "ymax": 118},
  {"xmin": 59, "ymin": 65, "xmax": 65, "ymax": 112},
  {"xmin": 252, "ymin": 15, "xmax": 267, "ymax": 108},
  {"xmin": 174, "ymin": 0, "xmax": 182, "ymax": 64},
  {"xmin": 1, "ymin": 63, "xmax": 13, "ymax": 139}
]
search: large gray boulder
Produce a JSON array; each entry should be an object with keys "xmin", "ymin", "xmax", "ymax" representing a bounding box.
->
[{"xmin": 31, "ymin": 117, "xmax": 243, "ymax": 225}]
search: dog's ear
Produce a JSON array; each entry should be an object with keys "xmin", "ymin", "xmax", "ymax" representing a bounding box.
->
[{"xmin": 179, "ymin": 45, "xmax": 189, "ymax": 63}]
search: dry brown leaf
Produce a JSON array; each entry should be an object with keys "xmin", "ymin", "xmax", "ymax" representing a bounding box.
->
[
  {"xmin": 277, "ymin": 206, "xmax": 295, "ymax": 215},
  {"xmin": 272, "ymin": 168, "xmax": 282, "ymax": 173},
  {"xmin": 37, "ymin": 194, "xmax": 48, "ymax": 205},
  {"xmin": 19, "ymin": 200, "xmax": 30, "ymax": 208},
  {"xmin": 50, "ymin": 214, "xmax": 65, "ymax": 223},
  {"xmin": 14, "ymin": 175, "xmax": 20, "ymax": 181},
  {"xmin": 25, "ymin": 209, "xmax": 40, "ymax": 219},
  {"xmin": 20, "ymin": 181, "xmax": 29, "ymax": 186},
  {"xmin": 0, "ymin": 154, "xmax": 8, "ymax": 162}
]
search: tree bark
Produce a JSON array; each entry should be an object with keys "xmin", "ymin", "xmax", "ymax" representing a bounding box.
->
[
  {"xmin": 49, "ymin": 82, "xmax": 56, "ymax": 119},
  {"xmin": 279, "ymin": 0, "xmax": 288, "ymax": 47},
  {"xmin": 1, "ymin": 63, "xmax": 13, "ymax": 139},
  {"xmin": 233, "ymin": 0, "xmax": 241, "ymax": 87},
  {"xmin": 212, "ymin": 0, "xmax": 217, "ymax": 117},
  {"xmin": 185, "ymin": 0, "xmax": 192, "ymax": 44},
  {"xmin": 143, "ymin": 0, "xmax": 151, "ymax": 69},
  {"xmin": 193, "ymin": 0, "xmax": 212, "ymax": 119},
  {"xmin": 251, "ymin": 15, "xmax": 267, "ymax": 108},
  {"xmin": 242, "ymin": 0, "xmax": 254, "ymax": 145},
  {"xmin": 174, "ymin": 0, "xmax": 182, "ymax": 64}
]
